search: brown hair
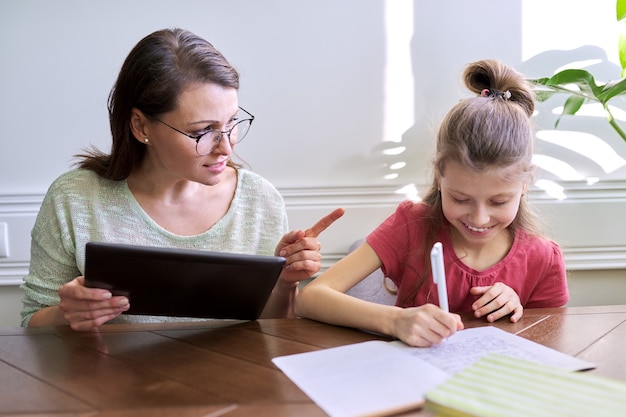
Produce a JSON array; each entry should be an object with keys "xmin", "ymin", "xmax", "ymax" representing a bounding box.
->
[
  {"xmin": 398, "ymin": 59, "xmax": 542, "ymax": 306},
  {"xmin": 76, "ymin": 28, "xmax": 240, "ymax": 179}
]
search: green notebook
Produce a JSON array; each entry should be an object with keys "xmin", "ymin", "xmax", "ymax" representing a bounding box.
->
[{"xmin": 424, "ymin": 354, "xmax": 626, "ymax": 417}]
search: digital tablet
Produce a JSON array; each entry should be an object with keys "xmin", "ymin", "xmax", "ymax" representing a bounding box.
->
[{"xmin": 84, "ymin": 241, "xmax": 285, "ymax": 320}]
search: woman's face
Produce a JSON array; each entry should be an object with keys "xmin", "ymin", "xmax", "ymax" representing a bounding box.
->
[
  {"xmin": 439, "ymin": 160, "xmax": 526, "ymax": 249},
  {"xmin": 143, "ymin": 83, "xmax": 239, "ymax": 186}
]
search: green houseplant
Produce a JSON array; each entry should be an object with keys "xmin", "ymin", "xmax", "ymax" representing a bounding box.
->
[{"xmin": 529, "ymin": 0, "xmax": 626, "ymax": 144}]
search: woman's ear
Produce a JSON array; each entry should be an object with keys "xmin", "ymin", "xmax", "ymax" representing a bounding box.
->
[{"xmin": 129, "ymin": 108, "xmax": 150, "ymax": 144}]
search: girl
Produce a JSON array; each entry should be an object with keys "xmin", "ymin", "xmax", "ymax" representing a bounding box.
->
[{"xmin": 295, "ymin": 59, "xmax": 569, "ymax": 347}]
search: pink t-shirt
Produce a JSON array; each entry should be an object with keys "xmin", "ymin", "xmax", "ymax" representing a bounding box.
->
[{"xmin": 366, "ymin": 201, "xmax": 569, "ymax": 312}]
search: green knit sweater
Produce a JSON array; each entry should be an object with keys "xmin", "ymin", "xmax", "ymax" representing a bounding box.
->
[{"xmin": 20, "ymin": 168, "xmax": 288, "ymax": 326}]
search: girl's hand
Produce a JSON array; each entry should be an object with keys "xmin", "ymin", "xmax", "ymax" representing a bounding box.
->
[
  {"xmin": 470, "ymin": 282, "xmax": 523, "ymax": 323},
  {"xmin": 58, "ymin": 276, "xmax": 130, "ymax": 331},
  {"xmin": 393, "ymin": 304, "xmax": 464, "ymax": 347}
]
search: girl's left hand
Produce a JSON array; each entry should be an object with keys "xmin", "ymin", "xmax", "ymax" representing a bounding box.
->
[{"xmin": 470, "ymin": 282, "xmax": 523, "ymax": 323}]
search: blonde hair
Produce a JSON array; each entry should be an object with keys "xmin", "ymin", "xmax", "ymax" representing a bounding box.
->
[
  {"xmin": 426, "ymin": 59, "xmax": 540, "ymax": 228},
  {"xmin": 399, "ymin": 59, "xmax": 542, "ymax": 306}
]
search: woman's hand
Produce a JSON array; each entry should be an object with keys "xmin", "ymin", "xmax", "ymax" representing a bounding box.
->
[
  {"xmin": 275, "ymin": 208, "xmax": 345, "ymax": 284},
  {"xmin": 263, "ymin": 208, "xmax": 344, "ymax": 318},
  {"xmin": 470, "ymin": 282, "xmax": 523, "ymax": 323},
  {"xmin": 58, "ymin": 276, "xmax": 130, "ymax": 331},
  {"xmin": 393, "ymin": 303, "xmax": 464, "ymax": 347}
]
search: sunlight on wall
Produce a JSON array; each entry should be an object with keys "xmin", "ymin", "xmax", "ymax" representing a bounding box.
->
[
  {"xmin": 383, "ymin": 0, "xmax": 414, "ymax": 144},
  {"xmin": 396, "ymin": 183, "xmax": 420, "ymax": 202},
  {"xmin": 535, "ymin": 179, "xmax": 566, "ymax": 200},
  {"xmin": 521, "ymin": 1, "xmax": 619, "ymax": 63},
  {"xmin": 383, "ymin": 0, "xmax": 418, "ymax": 200},
  {"xmin": 536, "ymin": 130, "xmax": 626, "ymax": 174},
  {"xmin": 532, "ymin": 154, "xmax": 584, "ymax": 181}
]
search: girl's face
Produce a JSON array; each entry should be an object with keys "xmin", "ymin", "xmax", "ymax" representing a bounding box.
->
[
  {"xmin": 142, "ymin": 83, "xmax": 239, "ymax": 186},
  {"xmin": 439, "ymin": 160, "xmax": 526, "ymax": 248}
]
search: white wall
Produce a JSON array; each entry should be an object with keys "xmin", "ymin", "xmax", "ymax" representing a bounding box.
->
[{"xmin": 1, "ymin": 0, "xmax": 625, "ymax": 326}]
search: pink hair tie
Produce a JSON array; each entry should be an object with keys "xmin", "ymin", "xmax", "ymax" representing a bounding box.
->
[{"xmin": 480, "ymin": 88, "xmax": 511, "ymax": 100}]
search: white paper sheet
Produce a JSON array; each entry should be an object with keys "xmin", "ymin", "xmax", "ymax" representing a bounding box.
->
[
  {"xmin": 272, "ymin": 340, "xmax": 449, "ymax": 417},
  {"xmin": 272, "ymin": 326, "xmax": 595, "ymax": 417},
  {"xmin": 393, "ymin": 326, "xmax": 596, "ymax": 375}
]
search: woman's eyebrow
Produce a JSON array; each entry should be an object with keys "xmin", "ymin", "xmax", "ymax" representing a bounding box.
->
[
  {"xmin": 188, "ymin": 111, "xmax": 238, "ymax": 127},
  {"xmin": 188, "ymin": 119, "xmax": 218, "ymax": 127}
]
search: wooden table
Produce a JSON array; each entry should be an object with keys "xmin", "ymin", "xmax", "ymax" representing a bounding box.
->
[{"xmin": 1, "ymin": 305, "xmax": 625, "ymax": 416}]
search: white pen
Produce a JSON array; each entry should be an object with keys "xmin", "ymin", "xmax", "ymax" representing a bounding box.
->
[{"xmin": 430, "ymin": 242, "xmax": 449, "ymax": 313}]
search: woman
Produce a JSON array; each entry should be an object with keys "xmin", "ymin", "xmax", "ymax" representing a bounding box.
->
[{"xmin": 21, "ymin": 28, "xmax": 343, "ymax": 330}]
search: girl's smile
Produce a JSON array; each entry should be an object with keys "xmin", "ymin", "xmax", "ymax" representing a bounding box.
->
[{"xmin": 463, "ymin": 222, "xmax": 492, "ymax": 234}]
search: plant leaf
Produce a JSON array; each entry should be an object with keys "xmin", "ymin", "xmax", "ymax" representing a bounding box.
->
[
  {"xmin": 598, "ymin": 76, "xmax": 626, "ymax": 102},
  {"xmin": 617, "ymin": 0, "xmax": 626, "ymax": 21},
  {"xmin": 554, "ymin": 95, "xmax": 585, "ymax": 128},
  {"xmin": 545, "ymin": 69, "xmax": 603, "ymax": 98},
  {"xmin": 534, "ymin": 90, "xmax": 559, "ymax": 102},
  {"xmin": 618, "ymin": 20, "xmax": 626, "ymax": 73},
  {"xmin": 529, "ymin": 77, "xmax": 551, "ymax": 86},
  {"xmin": 618, "ymin": 0, "xmax": 626, "ymax": 74},
  {"xmin": 561, "ymin": 95, "xmax": 585, "ymax": 116}
]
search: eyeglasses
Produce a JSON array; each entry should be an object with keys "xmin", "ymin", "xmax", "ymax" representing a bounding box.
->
[{"xmin": 154, "ymin": 106, "xmax": 254, "ymax": 156}]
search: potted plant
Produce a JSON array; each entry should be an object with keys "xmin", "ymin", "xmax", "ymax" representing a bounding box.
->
[{"xmin": 529, "ymin": 0, "xmax": 626, "ymax": 144}]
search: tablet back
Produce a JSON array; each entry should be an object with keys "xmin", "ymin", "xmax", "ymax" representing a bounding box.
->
[{"xmin": 84, "ymin": 242, "xmax": 285, "ymax": 320}]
